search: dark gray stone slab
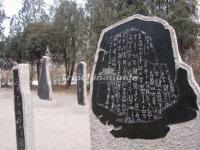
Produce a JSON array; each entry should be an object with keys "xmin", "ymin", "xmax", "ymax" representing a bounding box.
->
[
  {"xmin": 13, "ymin": 64, "xmax": 35, "ymax": 150},
  {"xmin": 38, "ymin": 56, "xmax": 52, "ymax": 100},
  {"xmin": 77, "ymin": 62, "xmax": 87, "ymax": 105},
  {"xmin": 90, "ymin": 14, "xmax": 200, "ymax": 142}
]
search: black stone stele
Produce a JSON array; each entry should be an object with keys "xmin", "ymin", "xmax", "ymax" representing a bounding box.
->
[
  {"xmin": 91, "ymin": 15, "xmax": 199, "ymax": 139},
  {"xmin": 38, "ymin": 56, "xmax": 52, "ymax": 100},
  {"xmin": 77, "ymin": 62, "xmax": 87, "ymax": 105},
  {"xmin": 13, "ymin": 68, "xmax": 25, "ymax": 150}
]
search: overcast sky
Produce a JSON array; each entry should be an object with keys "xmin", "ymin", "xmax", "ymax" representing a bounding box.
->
[
  {"xmin": 2, "ymin": 0, "xmax": 86, "ymax": 36},
  {"xmin": 1, "ymin": 0, "xmax": 200, "ymax": 36}
]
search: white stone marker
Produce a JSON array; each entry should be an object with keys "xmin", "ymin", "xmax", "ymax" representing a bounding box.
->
[{"xmin": 13, "ymin": 64, "xmax": 35, "ymax": 150}]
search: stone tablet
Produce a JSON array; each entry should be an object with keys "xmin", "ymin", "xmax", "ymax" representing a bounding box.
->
[
  {"xmin": 90, "ymin": 15, "xmax": 200, "ymax": 142},
  {"xmin": 77, "ymin": 62, "xmax": 87, "ymax": 105},
  {"xmin": 13, "ymin": 64, "xmax": 35, "ymax": 150},
  {"xmin": 38, "ymin": 56, "xmax": 52, "ymax": 100}
]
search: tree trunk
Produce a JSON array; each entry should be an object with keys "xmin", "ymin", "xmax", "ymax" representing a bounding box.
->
[
  {"xmin": 65, "ymin": 62, "xmax": 69, "ymax": 89},
  {"xmin": 166, "ymin": 0, "xmax": 169, "ymax": 15},
  {"xmin": 87, "ymin": 61, "xmax": 93, "ymax": 91},
  {"xmin": 67, "ymin": 37, "xmax": 76, "ymax": 87},
  {"xmin": 37, "ymin": 59, "xmax": 41, "ymax": 83},
  {"xmin": 51, "ymin": 61, "xmax": 54, "ymax": 91},
  {"xmin": 67, "ymin": 60, "xmax": 75, "ymax": 87},
  {"xmin": 30, "ymin": 62, "xmax": 33, "ymax": 88},
  {"xmin": 64, "ymin": 51, "xmax": 70, "ymax": 89}
]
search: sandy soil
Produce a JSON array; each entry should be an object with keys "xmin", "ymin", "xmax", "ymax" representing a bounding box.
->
[
  {"xmin": 1, "ymin": 88, "xmax": 200, "ymax": 150},
  {"xmin": 0, "ymin": 88, "xmax": 90, "ymax": 150}
]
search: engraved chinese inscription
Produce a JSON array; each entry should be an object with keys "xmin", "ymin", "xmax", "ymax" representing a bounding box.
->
[{"xmin": 92, "ymin": 27, "xmax": 178, "ymax": 124}]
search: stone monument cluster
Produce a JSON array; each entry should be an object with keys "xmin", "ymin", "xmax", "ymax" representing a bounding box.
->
[
  {"xmin": 12, "ymin": 48, "xmax": 89, "ymax": 150},
  {"xmin": 12, "ymin": 15, "xmax": 200, "ymax": 150},
  {"xmin": 13, "ymin": 52, "xmax": 53, "ymax": 150}
]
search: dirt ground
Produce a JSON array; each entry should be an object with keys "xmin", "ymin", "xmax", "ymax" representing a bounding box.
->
[
  {"xmin": 0, "ymin": 88, "xmax": 90, "ymax": 150},
  {"xmin": 1, "ymin": 88, "xmax": 200, "ymax": 150}
]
